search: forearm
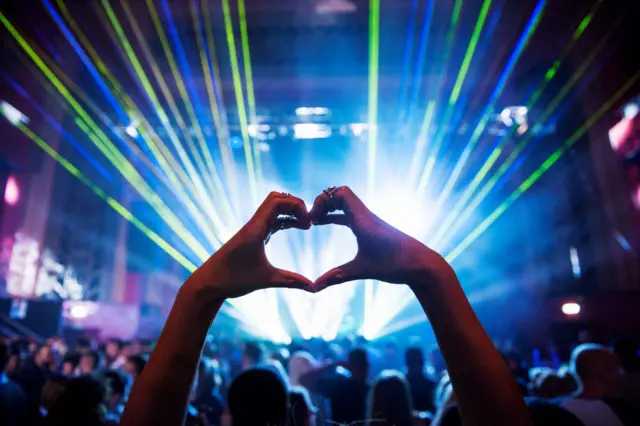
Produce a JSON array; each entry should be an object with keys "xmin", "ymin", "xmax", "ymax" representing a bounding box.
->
[
  {"xmin": 120, "ymin": 278, "xmax": 223, "ymax": 426},
  {"xmin": 410, "ymin": 257, "xmax": 531, "ymax": 426}
]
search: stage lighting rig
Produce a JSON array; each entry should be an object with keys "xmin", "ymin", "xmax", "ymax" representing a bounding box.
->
[{"xmin": 488, "ymin": 105, "xmax": 556, "ymax": 137}]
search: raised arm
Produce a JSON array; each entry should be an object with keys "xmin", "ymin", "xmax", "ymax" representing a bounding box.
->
[
  {"xmin": 120, "ymin": 192, "xmax": 313, "ymax": 426},
  {"xmin": 310, "ymin": 186, "xmax": 531, "ymax": 426}
]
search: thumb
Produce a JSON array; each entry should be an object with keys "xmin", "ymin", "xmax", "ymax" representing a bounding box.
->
[
  {"xmin": 269, "ymin": 268, "xmax": 314, "ymax": 292},
  {"xmin": 314, "ymin": 258, "xmax": 364, "ymax": 291}
]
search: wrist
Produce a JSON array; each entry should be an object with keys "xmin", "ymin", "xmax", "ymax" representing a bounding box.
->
[
  {"xmin": 182, "ymin": 271, "xmax": 226, "ymax": 306},
  {"xmin": 408, "ymin": 252, "xmax": 458, "ymax": 292}
]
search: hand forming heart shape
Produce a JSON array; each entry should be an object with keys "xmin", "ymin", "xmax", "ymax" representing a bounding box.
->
[{"xmin": 190, "ymin": 186, "xmax": 448, "ymax": 300}]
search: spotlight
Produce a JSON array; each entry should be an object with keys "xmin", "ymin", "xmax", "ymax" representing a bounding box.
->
[
  {"xmin": 561, "ymin": 302, "xmax": 581, "ymax": 316},
  {"xmin": 293, "ymin": 124, "xmax": 332, "ymax": 139},
  {"xmin": 295, "ymin": 107, "xmax": 330, "ymax": 117},
  {"xmin": 4, "ymin": 176, "xmax": 19, "ymax": 206},
  {"xmin": 1, "ymin": 101, "xmax": 29, "ymax": 126},
  {"xmin": 69, "ymin": 305, "xmax": 90, "ymax": 319},
  {"xmin": 350, "ymin": 123, "xmax": 367, "ymax": 137},
  {"xmin": 125, "ymin": 122, "xmax": 139, "ymax": 138},
  {"xmin": 368, "ymin": 190, "xmax": 434, "ymax": 239}
]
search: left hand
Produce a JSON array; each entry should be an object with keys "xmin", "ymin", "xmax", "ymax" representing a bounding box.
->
[{"xmin": 187, "ymin": 192, "xmax": 314, "ymax": 299}]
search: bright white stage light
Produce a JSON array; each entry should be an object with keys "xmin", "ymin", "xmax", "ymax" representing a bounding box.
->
[
  {"xmin": 125, "ymin": 121, "xmax": 139, "ymax": 138},
  {"xmin": 294, "ymin": 123, "xmax": 332, "ymax": 139},
  {"xmin": 350, "ymin": 123, "xmax": 367, "ymax": 136},
  {"xmin": 295, "ymin": 107, "xmax": 330, "ymax": 116},
  {"xmin": 623, "ymin": 102, "xmax": 639, "ymax": 119},
  {"xmin": 69, "ymin": 305, "xmax": 90, "ymax": 319},
  {"xmin": 248, "ymin": 124, "xmax": 270, "ymax": 138},
  {"xmin": 367, "ymin": 190, "xmax": 434, "ymax": 239},
  {"xmin": 562, "ymin": 302, "xmax": 581, "ymax": 316},
  {"xmin": 1, "ymin": 101, "xmax": 29, "ymax": 126}
]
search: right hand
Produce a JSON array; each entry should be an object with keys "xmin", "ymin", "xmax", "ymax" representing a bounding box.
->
[{"xmin": 309, "ymin": 186, "xmax": 453, "ymax": 291}]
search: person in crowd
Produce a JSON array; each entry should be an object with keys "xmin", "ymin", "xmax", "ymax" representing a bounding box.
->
[
  {"xmin": 78, "ymin": 350, "xmax": 103, "ymax": 376},
  {"xmin": 612, "ymin": 338, "xmax": 640, "ymax": 405},
  {"xmin": 288, "ymin": 351, "xmax": 331, "ymax": 425},
  {"xmin": 556, "ymin": 343, "xmax": 639, "ymax": 426},
  {"xmin": 4, "ymin": 340, "xmax": 24, "ymax": 377},
  {"xmin": 60, "ymin": 353, "xmax": 79, "ymax": 376},
  {"xmin": 191, "ymin": 358, "xmax": 225, "ymax": 426},
  {"xmin": 570, "ymin": 344, "xmax": 621, "ymax": 399},
  {"xmin": 301, "ymin": 347, "xmax": 371, "ymax": 424},
  {"xmin": 426, "ymin": 346, "xmax": 446, "ymax": 380},
  {"xmin": 104, "ymin": 339, "xmax": 124, "ymax": 368},
  {"xmin": 289, "ymin": 386, "xmax": 317, "ymax": 426},
  {"xmin": 0, "ymin": 341, "xmax": 28, "ymax": 426},
  {"xmin": 240, "ymin": 340, "xmax": 263, "ymax": 371},
  {"xmin": 528, "ymin": 369, "xmax": 567, "ymax": 399},
  {"xmin": 263, "ymin": 357, "xmax": 290, "ymax": 387},
  {"xmin": 14, "ymin": 343, "xmax": 54, "ymax": 422},
  {"xmin": 405, "ymin": 346, "xmax": 437, "ymax": 414},
  {"xmin": 366, "ymin": 369, "xmax": 423, "ymax": 426},
  {"xmin": 103, "ymin": 370, "xmax": 127, "ymax": 423},
  {"xmin": 40, "ymin": 375, "xmax": 68, "ymax": 417},
  {"xmin": 226, "ymin": 368, "xmax": 289, "ymax": 426},
  {"xmin": 74, "ymin": 338, "xmax": 93, "ymax": 355},
  {"xmin": 119, "ymin": 188, "xmax": 532, "ymax": 426},
  {"xmin": 123, "ymin": 354, "xmax": 146, "ymax": 383},
  {"xmin": 45, "ymin": 375, "xmax": 106, "ymax": 426},
  {"xmin": 378, "ymin": 340, "xmax": 402, "ymax": 372}
]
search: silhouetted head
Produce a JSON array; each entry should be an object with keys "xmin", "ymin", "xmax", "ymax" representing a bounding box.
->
[
  {"xmin": 289, "ymin": 386, "xmax": 316, "ymax": 426},
  {"xmin": 40, "ymin": 375, "xmax": 68, "ymax": 412},
  {"xmin": 123, "ymin": 355, "xmax": 147, "ymax": 380},
  {"xmin": 366, "ymin": 370, "xmax": 413, "ymax": 426},
  {"xmin": 405, "ymin": 346, "xmax": 425, "ymax": 374},
  {"xmin": 228, "ymin": 368, "xmax": 288, "ymax": 426},
  {"xmin": 289, "ymin": 351, "xmax": 318, "ymax": 386},
  {"xmin": 570, "ymin": 344, "xmax": 621, "ymax": 398},
  {"xmin": 79, "ymin": 350, "xmax": 102, "ymax": 375},
  {"xmin": 348, "ymin": 348, "xmax": 369, "ymax": 382},
  {"xmin": 613, "ymin": 338, "xmax": 640, "ymax": 373},
  {"xmin": 45, "ymin": 376, "xmax": 105, "ymax": 426},
  {"xmin": 242, "ymin": 341, "xmax": 263, "ymax": 370}
]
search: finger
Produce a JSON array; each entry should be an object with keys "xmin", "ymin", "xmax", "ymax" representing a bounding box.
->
[
  {"xmin": 269, "ymin": 268, "xmax": 314, "ymax": 292},
  {"xmin": 313, "ymin": 258, "xmax": 364, "ymax": 291},
  {"xmin": 309, "ymin": 186, "xmax": 367, "ymax": 222},
  {"xmin": 264, "ymin": 192, "xmax": 310, "ymax": 224},
  {"xmin": 313, "ymin": 214, "xmax": 350, "ymax": 227},
  {"xmin": 270, "ymin": 217, "xmax": 310, "ymax": 235}
]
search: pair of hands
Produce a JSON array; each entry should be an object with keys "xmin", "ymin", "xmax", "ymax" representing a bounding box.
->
[{"xmin": 190, "ymin": 186, "xmax": 450, "ymax": 299}]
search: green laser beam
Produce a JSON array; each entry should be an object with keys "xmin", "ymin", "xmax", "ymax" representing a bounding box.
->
[
  {"xmin": 193, "ymin": 0, "xmax": 242, "ymax": 219},
  {"xmin": 221, "ymin": 0, "xmax": 259, "ymax": 207},
  {"xmin": 429, "ymin": 1, "xmax": 611, "ymax": 247},
  {"xmin": 367, "ymin": 0, "xmax": 381, "ymax": 194},
  {"xmin": 17, "ymin": 123, "xmax": 199, "ymax": 272},
  {"xmin": 445, "ymin": 69, "xmax": 640, "ymax": 263},
  {"xmin": 54, "ymin": 0, "xmax": 224, "ymax": 247},
  {"xmin": 431, "ymin": 0, "xmax": 546, "ymax": 223},
  {"xmin": 238, "ymin": 0, "xmax": 263, "ymax": 188},
  {"xmin": 0, "ymin": 11, "xmax": 211, "ymax": 260},
  {"xmin": 409, "ymin": 0, "xmax": 463, "ymax": 185},
  {"xmin": 449, "ymin": 0, "xmax": 493, "ymax": 105},
  {"xmin": 417, "ymin": 0, "xmax": 493, "ymax": 195}
]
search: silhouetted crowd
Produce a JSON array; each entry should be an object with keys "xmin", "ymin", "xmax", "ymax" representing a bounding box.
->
[{"xmin": 1, "ymin": 332, "xmax": 639, "ymax": 426}]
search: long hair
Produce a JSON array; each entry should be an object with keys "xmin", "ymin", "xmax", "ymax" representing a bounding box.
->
[{"xmin": 366, "ymin": 370, "xmax": 414, "ymax": 426}]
